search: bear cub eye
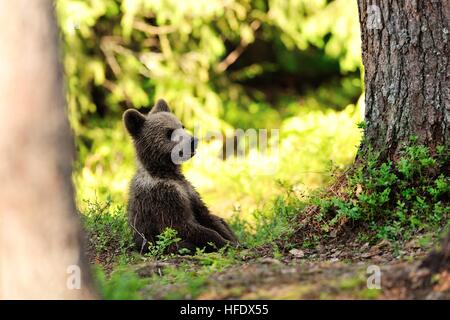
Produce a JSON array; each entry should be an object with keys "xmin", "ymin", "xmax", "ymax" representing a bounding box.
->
[
  {"xmin": 166, "ymin": 125, "xmax": 185, "ymax": 140},
  {"xmin": 166, "ymin": 129, "xmax": 174, "ymax": 140}
]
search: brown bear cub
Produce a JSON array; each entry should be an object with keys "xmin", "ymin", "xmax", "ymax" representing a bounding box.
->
[{"xmin": 123, "ymin": 99, "xmax": 238, "ymax": 254}]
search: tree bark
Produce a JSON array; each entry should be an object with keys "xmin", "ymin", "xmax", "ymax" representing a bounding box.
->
[
  {"xmin": 0, "ymin": 0, "xmax": 97, "ymax": 299},
  {"xmin": 357, "ymin": 0, "xmax": 449, "ymax": 161}
]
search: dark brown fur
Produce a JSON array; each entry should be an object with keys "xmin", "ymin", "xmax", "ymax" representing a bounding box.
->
[{"xmin": 124, "ymin": 99, "xmax": 238, "ymax": 254}]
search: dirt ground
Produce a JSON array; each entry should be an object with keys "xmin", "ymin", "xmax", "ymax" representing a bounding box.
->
[{"xmin": 131, "ymin": 238, "xmax": 450, "ymax": 300}]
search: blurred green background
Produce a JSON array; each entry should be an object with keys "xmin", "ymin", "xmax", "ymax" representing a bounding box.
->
[{"xmin": 56, "ymin": 0, "xmax": 364, "ymax": 219}]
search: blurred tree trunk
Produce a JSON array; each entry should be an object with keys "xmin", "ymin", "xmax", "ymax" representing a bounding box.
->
[
  {"xmin": 357, "ymin": 0, "xmax": 449, "ymax": 161},
  {"xmin": 0, "ymin": 0, "xmax": 96, "ymax": 299},
  {"xmin": 421, "ymin": 229, "xmax": 450, "ymax": 273}
]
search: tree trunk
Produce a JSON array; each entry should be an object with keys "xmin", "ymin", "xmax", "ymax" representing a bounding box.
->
[
  {"xmin": 0, "ymin": 0, "xmax": 97, "ymax": 299},
  {"xmin": 421, "ymin": 229, "xmax": 450, "ymax": 273},
  {"xmin": 357, "ymin": 0, "xmax": 449, "ymax": 161}
]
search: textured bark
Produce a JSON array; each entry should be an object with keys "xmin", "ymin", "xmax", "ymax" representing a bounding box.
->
[
  {"xmin": 357, "ymin": 0, "xmax": 449, "ymax": 161},
  {"xmin": 0, "ymin": 0, "xmax": 97, "ymax": 299}
]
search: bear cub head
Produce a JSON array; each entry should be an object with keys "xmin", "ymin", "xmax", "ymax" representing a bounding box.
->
[{"xmin": 123, "ymin": 99, "xmax": 198, "ymax": 173}]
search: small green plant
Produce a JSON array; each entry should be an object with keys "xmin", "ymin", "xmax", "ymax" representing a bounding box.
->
[
  {"xmin": 146, "ymin": 228, "xmax": 182, "ymax": 258},
  {"xmin": 357, "ymin": 121, "xmax": 366, "ymax": 129}
]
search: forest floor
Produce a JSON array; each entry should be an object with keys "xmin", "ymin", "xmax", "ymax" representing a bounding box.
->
[
  {"xmin": 89, "ymin": 232, "xmax": 449, "ymax": 300},
  {"xmin": 138, "ymin": 240, "xmax": 449, "ymax": 300}
]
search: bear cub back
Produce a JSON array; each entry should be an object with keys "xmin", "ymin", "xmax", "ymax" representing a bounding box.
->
[{"xmin": 123, "ymin": 99, "xmax": 238, "ymax": 254}]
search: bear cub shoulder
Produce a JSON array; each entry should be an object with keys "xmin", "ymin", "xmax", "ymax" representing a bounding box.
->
[{"xmin": 124, "ymin": 99, "xmax": 238, "ymax": 253}]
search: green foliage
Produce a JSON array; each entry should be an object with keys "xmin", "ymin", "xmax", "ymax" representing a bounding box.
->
[
  {"xmin": 271, "ymin": 0, "xmax": 362, "ymax": 72},
  {"xmin": 56, "ymin": 0, "xmax": 362, "ymax": 134},
  {"xmin": 94, "ymin": 266, "xmax": 148, "ymax": 300},
  {"xmin": 230, "ymin": 142, "xmax": 449, "ymax": 248},
  {"xmin": 314, "ymin": 143, "xmax": 450, "ymax": 242},
  {"xmin": 82, "ymin": 198, "xmax": 133, "ymax": 258},
  {"xmin": 145, "ymin": 228, "xmax": 182, "ymax": 258}
]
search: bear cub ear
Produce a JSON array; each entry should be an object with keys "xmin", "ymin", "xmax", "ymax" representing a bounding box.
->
[
  {"xmin": 150, "ymin": 99, "xmax": 171, "ymax": 114},
  {"xmin": 123, "ymin": 109, "xmax": 146, "ymax": 137}
]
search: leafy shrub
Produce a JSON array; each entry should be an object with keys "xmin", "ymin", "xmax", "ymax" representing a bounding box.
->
[
  {"xmin": 82, "ymin": 198, "xmax": 133, "ymax": 260},
  {"xmin": 313, "ymin": 142, "xmax": 449, "ymax": 242}
]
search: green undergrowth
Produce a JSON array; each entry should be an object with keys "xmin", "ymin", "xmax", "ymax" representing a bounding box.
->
[
  {"xmin": 309, "ymin": 141, "xmax": 449, "ymax": 243},
  {"xmin": 94, "ymin": 267, "xmax": 149, "ymax": 300},
  {"xmin": 229, "ymin": 141, "xmax": 449, "ymax": 250},
  {"xmin": 229, "ymin": 190, "xmax": 305, "ymax": 249},
  {"xmin": 81, "ymin": 198, "xmax": 134, "ymax": 265}
]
